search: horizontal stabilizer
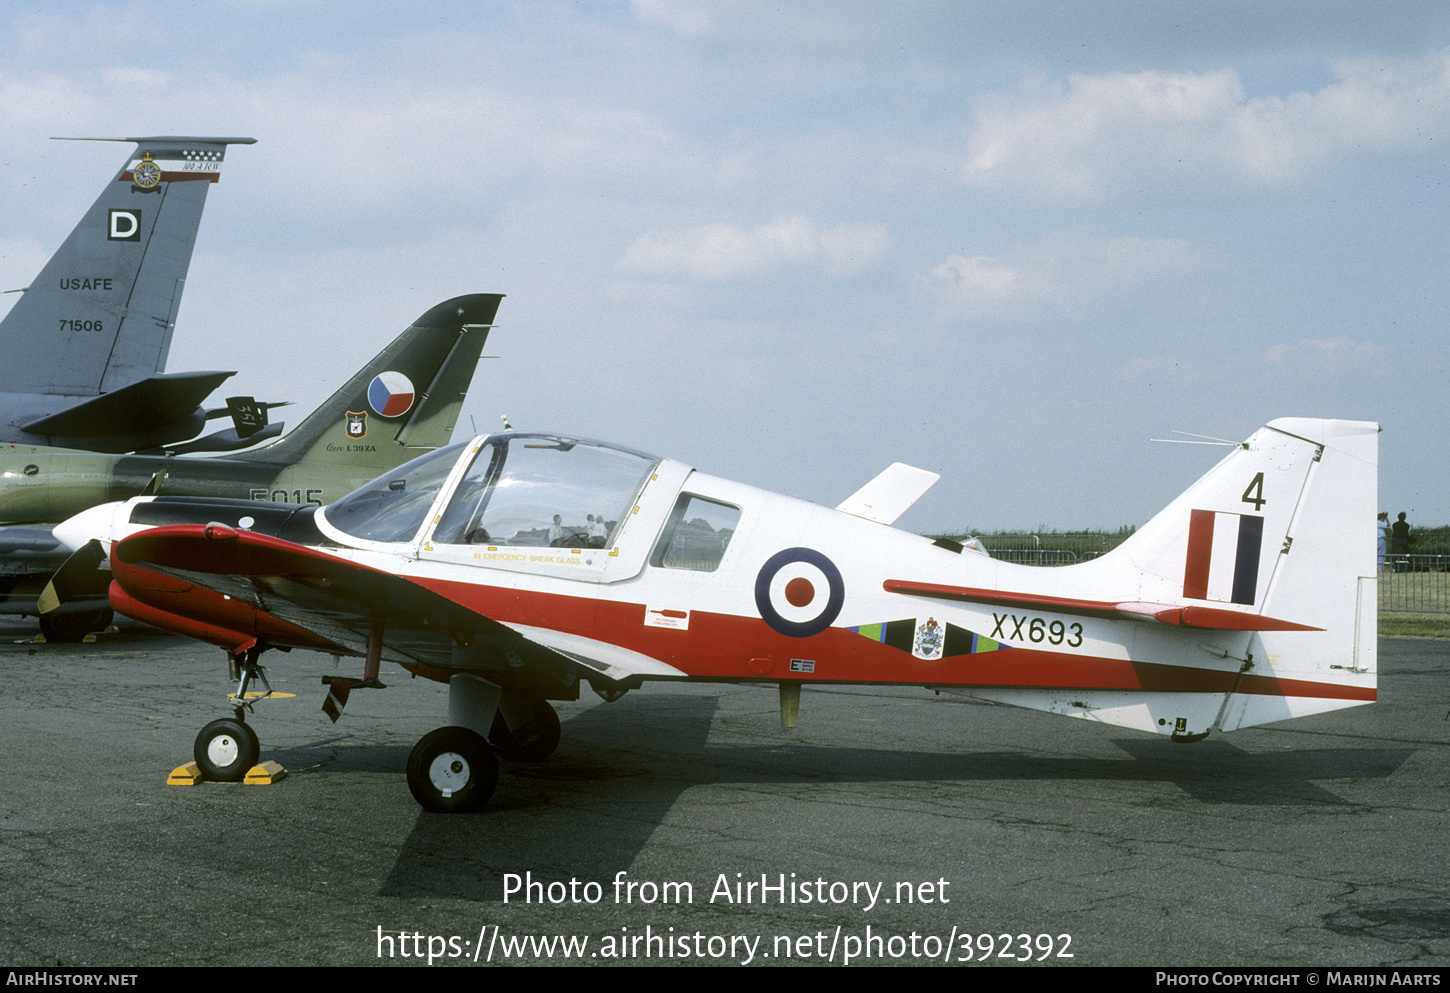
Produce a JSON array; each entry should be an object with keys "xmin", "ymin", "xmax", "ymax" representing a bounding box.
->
[
  {"xmin": 882, "ymin": 579, "xmax": 1322, "ymax": 631},
  {"xmin": 153, "ymin": 420, "xmax": 285, "ymax": 456},
  {"xmin": 22, "ymin": 370, "xmax": 233, "ymax": 437},
  {"xmin": 836, "ymin": 463, "xmax": 940, "ymax": 525}
]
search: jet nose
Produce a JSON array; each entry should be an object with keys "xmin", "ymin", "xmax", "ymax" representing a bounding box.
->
[{"xmin": 54, "ymin": 501, "xmax": 124, "ymax": 552}]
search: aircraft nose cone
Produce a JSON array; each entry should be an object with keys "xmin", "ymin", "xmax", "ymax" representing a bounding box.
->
[{"xmin": 54, "ymin": 502, "xmax": 122, "ymax": 552}]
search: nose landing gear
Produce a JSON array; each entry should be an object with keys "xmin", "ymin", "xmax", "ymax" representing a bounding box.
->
[{"xmin": 194, "ymin": 717, "xmax": 261, "ymax": 782}]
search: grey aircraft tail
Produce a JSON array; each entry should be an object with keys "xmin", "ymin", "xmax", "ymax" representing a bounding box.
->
[
  {"xmin": 0, "ymin": 136, "xmax": 254, "ymax": 450},
  {"xmin": 230, "ymin": 294, "xmax": 504, "ymax": 471}
]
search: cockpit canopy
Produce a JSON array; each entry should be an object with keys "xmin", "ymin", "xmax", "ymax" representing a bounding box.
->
[{"xmin": 321, "ymin": 433, "xmax": 661, "ymax": 549}]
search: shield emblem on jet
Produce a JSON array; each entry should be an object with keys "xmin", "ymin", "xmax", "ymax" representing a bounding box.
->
[
  {"xmin": 913, "ymin": 617, "xmax": 944, "ymax": 660},
  {"xmin": 346, "ymin": 411, "xmax": 367, "ymax": 438}
]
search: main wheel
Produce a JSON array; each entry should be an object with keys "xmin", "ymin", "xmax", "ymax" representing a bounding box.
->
[
  {"xmin": 407, "ymin": 726, "xmax": 498, "ymax": 813},
  {"xmin": 490, "ymin": 699, "xmax": 561, "ymax": 762},
  {"xmin": 194, "ymin": 718, "xmax": 260, "ymax": 782},
  {"xmin": 38, "ymin": 608, "xmax": 114, "ymax": 643}
]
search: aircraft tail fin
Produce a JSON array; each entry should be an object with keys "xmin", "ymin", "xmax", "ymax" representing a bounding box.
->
[
  {"xmin": 0, "ymin": 136, "xmax": 255, "ymax": 397},
  {"xmin": 1105, "ymin": 418, "xmax": 1378, "ymax": 728},
  {"xmin": 231, "ymin": 294, "xmax": 503, "ymax": 471}
]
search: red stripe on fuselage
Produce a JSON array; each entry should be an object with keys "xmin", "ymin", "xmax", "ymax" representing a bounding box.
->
[{"xmin": 409, "ymin": 576, "xmax": 1372, "ymax": 701}]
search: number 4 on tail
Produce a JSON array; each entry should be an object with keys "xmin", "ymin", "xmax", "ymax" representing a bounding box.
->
[{"xmin": 1242, "ymin": 472, "xmax": 1266, "ymax": 511}]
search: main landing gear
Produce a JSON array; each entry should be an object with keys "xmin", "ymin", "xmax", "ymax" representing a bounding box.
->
[
  {"xmin": 489, "ymin": 696, "xmax": 562, "ymax": 762},
  {"xmin": 406, "ymin": 727, "xmax": 498, "ymax": 813},
  {"xmin": 38, "ymin": 607, "xmax": 114, "ymax": 643},
  {"xmin": 404, "ymin": 676, "xmax": 562, "ymax": 813}
]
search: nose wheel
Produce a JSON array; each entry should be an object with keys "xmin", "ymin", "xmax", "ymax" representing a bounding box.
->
[
  {"xmin": 194, "ymin": 718, "xmax": 260, "ymax": 782},
  {"xmin": 406, "ymin": 726, "xmax": 498, "ymax": 813}
]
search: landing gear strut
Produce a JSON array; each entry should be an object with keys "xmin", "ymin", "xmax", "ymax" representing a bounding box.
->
[{"xmin": 228, "ymin": 644, "xmax": 274, "ymax": 717}]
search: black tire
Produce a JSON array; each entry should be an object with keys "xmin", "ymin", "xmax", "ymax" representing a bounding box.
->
[
  {"xmin": 38, "ymin": 608, "xmax": 114, "ymax": 643},
  {"xmin": 490, "ymin": 699, "xmax": 561, "ymax": 762},
  {"xmin": 407, "ymin": 726, "xmax": 498, "ymax": 813},
  {"xmin": 194, "ymin": 718, "xmax": 260, "ymax": 782}
]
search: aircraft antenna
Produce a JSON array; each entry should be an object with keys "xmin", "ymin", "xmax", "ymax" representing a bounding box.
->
[{"xmin": 1151, "ymin": 430, "xmax": 1245, "ymax": 448}]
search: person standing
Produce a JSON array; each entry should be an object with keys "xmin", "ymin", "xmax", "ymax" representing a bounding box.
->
[
  {"xmin": 1391, "ymin": 512, "xmax": 1413, "ymax": 572},
  {"xmin": 1392, "ymin": 512, "xmax": 1412, "ymax": 554}
]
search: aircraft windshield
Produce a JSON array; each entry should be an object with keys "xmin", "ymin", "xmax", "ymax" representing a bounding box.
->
[
  {"xmin": 432, "ymin": 434, "xmax": 659, "ymax": 549},
  {"xmin": 322, "ymin": 442, "xmax": 467, "ymax": 543}
]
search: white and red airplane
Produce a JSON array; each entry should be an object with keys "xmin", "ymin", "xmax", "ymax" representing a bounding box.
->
[{"xmin": 53, "ymin": 417, "xmax": 1377, "ymax": 812}]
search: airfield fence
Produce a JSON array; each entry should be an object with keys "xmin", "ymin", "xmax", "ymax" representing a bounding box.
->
[
  {"xmin": 1378, "ymin": 554, "xmax": 1450, "ymax": 613},
  {"xmin": 936, "ymin": 531, "xmax": 1450, "ymax": 613},
  {"xmin": 936, "ymin": 532, "xmax": 1132, "ymax": 566}
]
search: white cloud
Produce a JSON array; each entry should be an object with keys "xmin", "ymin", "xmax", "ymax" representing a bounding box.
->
[
  {"xmin": 921, "ymin": 233, "xmax": 1232, "ymax": 323},
  {"xmin": 1116, "ymin": 334, "xmax": 1386, "ymax": 389},
  {"xmin": 1260, "ymin": 335, "xmax": 1385, "ymax": 375},
  {"xmin": 618, "ymin": 216, "xmax": 890, "ymax": 280},
  {"xmin": 631, "ymin": 0, "xmax": 716, "ymax": 40},
  {"xmin": 963, "ymin": 51, "xmax": 1450, "ymax": 201},
  {"xmin": 631, "ymin": 0, "xmax": 857, "ymax": 45}
]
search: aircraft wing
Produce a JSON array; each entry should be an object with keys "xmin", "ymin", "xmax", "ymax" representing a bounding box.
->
[{"xmin": 112, "ymin": 524, "xmax": 671, "ymax": 684}]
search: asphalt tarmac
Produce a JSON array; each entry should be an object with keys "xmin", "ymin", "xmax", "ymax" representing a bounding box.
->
[{"xmin": 0, "ymin": 619, "xmax": 1446, "ymax": 968}]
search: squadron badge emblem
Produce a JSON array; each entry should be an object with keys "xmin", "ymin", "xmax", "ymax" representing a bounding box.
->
[
  {"xmin": 130, "ymin": 151, "xmax": 162, "ymax": 191},
  {"xmin": 913, "ymin": 617, "xmax": 944, "ymax": 660}
]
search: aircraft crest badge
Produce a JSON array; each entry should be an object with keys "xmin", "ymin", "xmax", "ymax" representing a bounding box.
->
[
  {"xmin": 913, "ymin": 617, "xmax": 944, "ymax": 660},
  {"xmin": 130, "ymin": 152, "xmax": 162, "ymax": 191}
]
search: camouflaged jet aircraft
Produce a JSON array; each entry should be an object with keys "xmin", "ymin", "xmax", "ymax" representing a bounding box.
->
[
  {"xmin": 53, "ymin": 415, "xmax": 1376, "ymax": 812},
  {"xmin": 2, "ymin": 293, "xmax": 503, "ymax": 640},
  {"xmin": 1, "ymin": 136, "xmax": 260, "ymax": 453}
]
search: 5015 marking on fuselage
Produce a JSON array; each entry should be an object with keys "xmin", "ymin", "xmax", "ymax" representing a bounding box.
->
[{"xmin": 249, "ymin": 488, "xmax": 323, "ymax": 506}]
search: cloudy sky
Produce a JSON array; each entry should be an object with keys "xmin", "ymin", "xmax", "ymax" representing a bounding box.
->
[{"xmin": 2, "ymin": 1, "xmax": 1446, "ymax": 533}]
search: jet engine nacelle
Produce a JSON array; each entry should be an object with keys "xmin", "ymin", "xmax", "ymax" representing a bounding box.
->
[{"xmin": 0, "ymin": 460, "xmax": 128, "ymax": 526}]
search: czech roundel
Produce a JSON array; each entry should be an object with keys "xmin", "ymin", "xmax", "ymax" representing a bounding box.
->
[
  {"xmin": 755, "ymin": 547, "xmax": 844, "ymax": 638},
  {"xmin": 368, "ymin": 371, "xmax": 415, "ymax": 418}
]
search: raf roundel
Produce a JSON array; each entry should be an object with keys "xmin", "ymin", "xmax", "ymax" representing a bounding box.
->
[
  {"xmin": 368, "ymin": 371, "xmax": 416, "ymax": 418},
  {"xmin": 754, "ymin": 547, "xmax": 845, "ymax": 638}
]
